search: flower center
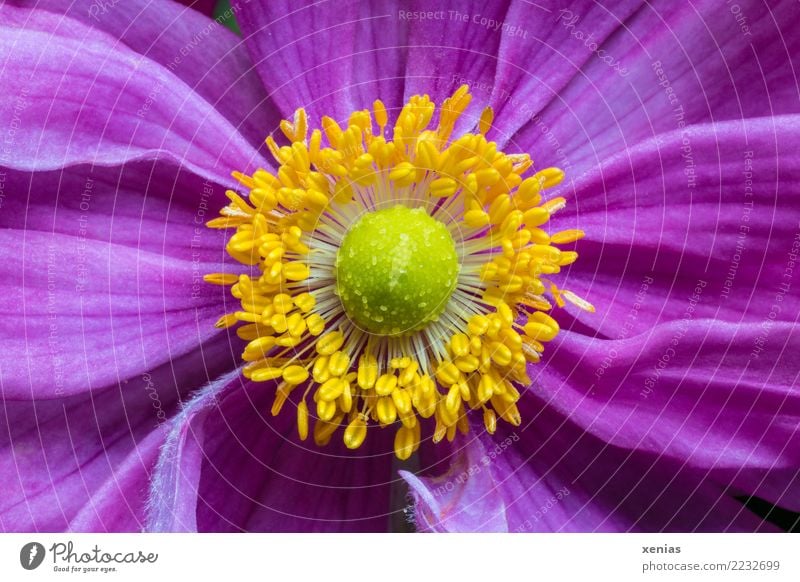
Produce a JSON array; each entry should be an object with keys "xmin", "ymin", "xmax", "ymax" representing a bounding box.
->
[
  {"xmin": 335, "ymin": 205, "xmax": 459, "ymax": 336},
  {"xmin": 205, "ymin": 84, "xmax": 595, "ymax": 459}
]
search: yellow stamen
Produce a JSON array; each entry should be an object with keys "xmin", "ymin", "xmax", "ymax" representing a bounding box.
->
[
  {"xmin": 344, "ymin": 416, "xmax": 368, "ymax": 449},
  {"xmin": 297, "ymin": 400, "xmax": 309, "ymax": 441},
  {"xmin": 206, "ymin": 85, "xmax": 591, "ymax": 459},
  {"xmin": 478, "ymin": 106, "xmax": 494, "ymax": 136}
]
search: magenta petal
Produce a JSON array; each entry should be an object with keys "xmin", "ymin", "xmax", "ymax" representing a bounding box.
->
[
  {"xmin": 15, "ymin": 0, "xmax": 279, "ymax": 148},
  {"xmin": 400, "ymin": 441, "xmax": 508, "ymax": 532},
  {"xmin": 0, "ymin": 162, "xmax": 234, "ymax": 259},
  {"xmin": 235, "ymin": 0, "xmax": 408, "ymax": 121},
  {"xmin": 489, "ymin": 1, "xmax": 643, "ymax": 146},
  {"xmin": 529, "ymin": 116, "xmax": 800, "ymax": 509},
  {"xmin": 553, "ymin": 116, "xmax": 800, "ymax": 339},
  {"xmin": 405, "ymin": 408, "xmax": 778, "ymax": 532},
  {"xmin": 536, "ymin": 320, "xmax": 799, "ymax": 497},
  {"xmin": 146, "ymin": 370, "xmax": 241, "ymax": 532},
  {"xmin": 0, "ymin": 162, "xmax": 240, "ymax": 398},
  {"xmin": 0, "ymin": 5, "xmax": 266, "ymax": 181},
  {"xmin": 401, "ymin": 0, "xmax": 507, "ymax": 109},
  {"xmin": 147, "ymin": 375, "xmax": 397, "ymax": 532},
  {"xmin": 195, "ymin": 380, "xmax": 396, "ymax": 531},
  {"xmin": 508, "ymin": 0, "xmax": 800, "ymax": 169},
  {"xmin": 0, "ymin": 337, "xmax": 237, "ymax": 532},
  {"xmin": 66, "ymin": 429, "xmax": 165, "ymax": 532}
]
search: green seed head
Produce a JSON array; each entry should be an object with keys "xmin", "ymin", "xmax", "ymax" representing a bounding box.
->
[{"xmin": 335, "ymin": 205, "xmax": 460, "ymax": 336}]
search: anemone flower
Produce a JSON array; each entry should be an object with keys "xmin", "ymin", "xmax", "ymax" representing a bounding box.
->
[{"xmin": 1, "ymin": 0, "xmax": 798, "ymax": 533}]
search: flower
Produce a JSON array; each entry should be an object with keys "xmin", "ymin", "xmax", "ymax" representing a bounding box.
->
[{"xmin": 1, "ymin": 0, "xmax": 798, "ymax": 533}]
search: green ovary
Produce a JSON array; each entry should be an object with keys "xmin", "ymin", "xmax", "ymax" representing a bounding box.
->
[{"xmin": 335, "ymin": 205, "xmax": 460, "ymax": 336}]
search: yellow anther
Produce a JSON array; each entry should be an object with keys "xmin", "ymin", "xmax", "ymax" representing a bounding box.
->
[
  {"xmin": 250, "ymin": 367, "xmax": 284, "ymax": 382},
  {"xmin": 475, "ymin": 167, "xmax": 500, "ymax": 187},
  {"xmin": 457, "ymin": 411, "xmax": 469, "ymax": 436},
  {"xmin": 558, "ymin": 251, "xmax": 579, "ymax": 266},
  {"xmin": 316, "ymin": 398, "xmax": 337, "ymax": 422},
  {"xmin": 416, "ymin": 139, "xmax": 440, "ymax": 169},
  {"xmin": 286, "ymin": 312, "xmax": 307, "ymax": 337},
  {"xmin": 522, "ymin": 207, "xmax": 549, "ymax": 228},
  {"xmin": 529, "ymin": 310, "xmax": 559, "ymax": 331},
  {"xmin": 321, "ymin": 115, "xmax": 343, "ymax": 146},
  {"xmin": 524, "ymin": 321, "xmax": 559, "ymax": 342},
  {"xmin": 418, "ymin": 375, "xmax": 435, "ymax": 398},
  {"xmin": 206, "ymin": 216, "xmax": 244, "ymax": 229},
  {"xmin": 339, "ymin": 382, "xmax": 353, "ymax": 412},
  {"xmin": 390, "ymin": 356, "xmax": 412, "ymax": 369},
  {"xmin": 318, "ymin": 378, "xmax": 345, "ymax": 401},
  {"xmin": 375, "ymin": 373, "xmax": 398, "ymax": 396},
  {"xmin": 398, "ymin": 361, "xmax": 419, "ymax": 386},
  {"xmin": 373, "ymin": 99, "xmax": 388, "ymax": 131},
  {"xmin": 478, "ymin": 374, "xmax": 495, "ymax": 403},
  {"xmin": 435, "ymin": 361, "xmax": 461, "ymax": 386},
  {"xmin": 497, "ymin": 302, "xmax": 514, "ymax": 325},
  {"xmin": 449, "ymin": 333, "xmax": 470, "ymax": 357},
  {"xmin": 293, "ymin": 292, "xmax": 316, "ymax": 313},
  {"xmin": 357, "ymin": 354, "xmax": 378, "ymax": 389},
  {"xmin": 455, "ymin": 355, "xmax": 479, "ymax": 373},
  {"xmin": 304, "ymin": 188, "xmax": 329, "ymax": 208},
  {"xmin": 415, "ymin": 394, "xmax": 437, "ymax": 419},
  {"xmin": 214, "ymin": 313, "xmax": 238, "ymax": 329},
  {"xmin": 343, "ymin": 416, "xmax": 368, "ymax": 449},
  {"xmin": 283, "ymin": 262, "xmax": 310, "ymax": 281},
  {"xmin": 399, "ymin": 408, "xmax": 417, "ymax": 429},
  {"xmin": 458, "ymin": 380, "xmax": 470, "ymax": 401},
  {"xmin": 394, "ymin": 424, "xmax": 418, "ymax": 460},
  {"xmin": 501, "ymin": 328, "xmax": 523, "ymax": 351},
  {"xmin": 516, "ymin": 176, "xmax": 542, "ymax": 206},
  {"xmin": 265, "ymin": 261, "xmax": 282, "ymax": 282},
  {"xmin": 280, "ymin": 107, "xmax": 308, "ymax": 143},
  {"xmin": 203, "ymin": 273, "xmax": 239, "ymax": 286},
  {"xmin": 316, "ymin": 330, "xmax": 344, "ymax": 355},
  {"xmin": 313, "ymin": 355, "xmax": 331, "ymax": 383},
  {"xmin": 464, "ymin": 209, "xmax": 490, "ymax": 228},
  {"xmin": 270, "ymin": 313, "xmax": 288, "ymax": 334},
  {"xmin": 389, "ymin": 161, "xmax": 417, "ymax": 187},
  {"xmin": 271, "ymin": 384, "xmax": 290, "ymax": 416},
  {"xmin": 231, "ymin": 171, "xmax": 255, "ymax": 189},
  {"xmin": 500, "ymin": 209, "xmax": 523, "ymax": 236},
  {"xmin": 468, "ymin": 314, "xmax": 490, "ymax": 336},
  {"xmin": 306, "ymin": 313, "xmax": 325, "ymax": 336},
  {"xmin": 429, "ymin": 177, "xmax": 458, "ymax": 198},
  {"xmin": 377, "ymin": 396, "xmax": 398, "ymax": 425},
  {"xmin": 234, "ymin": 310, "xmax": 261, "ymax": 323},
  {"xmin": 282, "ymin": 365, "xmax": 309, "ymax": 385},
  {"xmin": 479, "ymin": 106, "xmax": 494, "ymax": 135},
  {"xmin": 432, "ymin": 420, "xmax": 447, "ymax": 444},
  {"xmin": 328, "ymin": 351, "xmax": 351, "ymax": 377},
  {"xmin": 297, "ymin": 400, "xmax": 309, "ymax": 440},
  {"xmin": 243, "ymin": 336, "xmax": 276, "ymax": 359},
  {"xmin": 534, "ymin": 167, "xmax": 565, "ymax": 189},
  {"xmin": 488, "ymin": 194, "xmax": 512, "ymax": 225},
  {"xmin": 445, "ymin": 384, "xmax": 462, "ymax": 416},
  {"xmin": 497, "ymin": 400, "xmax": 522, "ymax": 426},
  {"xmin": 391, "ymin": 388, "xmax": 412, "ymax": 416},
  {"xmin": 483, "ymin": 408, "xmax": 497, "ymax": 434},
  {"xmin": 551, "ymin": 229, "xmax": 585, "ymax": 244}
]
